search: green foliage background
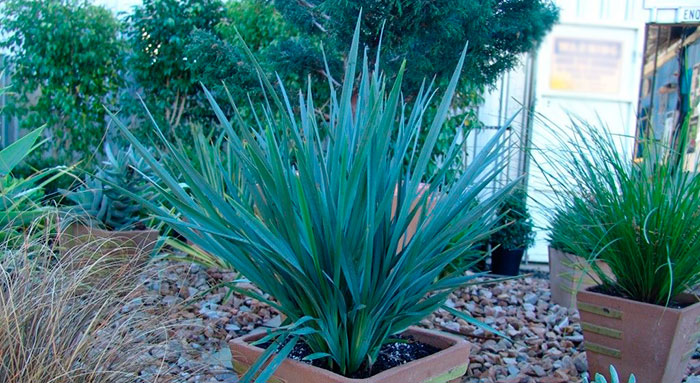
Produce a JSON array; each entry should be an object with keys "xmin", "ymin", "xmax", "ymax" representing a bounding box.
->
[
  {"xmin": 272, "ymin": 0, "xmax": 558, "ymax": 97},
  {"xmin": 123, "ymin": 0, "xmax": 224, "ymax": 133},
  {"xmin": 1, "ymin": 0, "xmax": 558, "ymax": 181},
  {"xmin": 0, "ymin": 0, "xmax": 123, "ymax": 172}
]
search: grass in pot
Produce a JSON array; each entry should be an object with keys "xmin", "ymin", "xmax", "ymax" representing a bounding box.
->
[
  {"xmin": 110, "ymin": 19, "xmax": 519, "ymax": 383},
  {"xmin": 60, "ymin": 143, "xmax": 160, "ymax": 271},
  {"xmin": 546, "ymin": 205, "xmax": 614, "ymax": 308},
  {"xmin": 544, "ymin": 118, "xmax": 700, "ymax": 383},
  {"xmin": 488, "ymin": 187, "xmax": 535, "ymax": 276}
]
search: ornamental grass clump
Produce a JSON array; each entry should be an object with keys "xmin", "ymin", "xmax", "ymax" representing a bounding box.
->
[
  {"xmin": 0, "ymin": 215, "xmax": 177, "ymax": 383},
  {"xmin": 111, "ymin": 20, "xmax": 516, "ymax": 378},
  {"xmin": 541, "ymin": 119, "xmax": 700, "ymax": 306}
]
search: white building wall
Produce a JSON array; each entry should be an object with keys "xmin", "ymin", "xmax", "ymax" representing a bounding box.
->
[{"xmin": 479, "ymin": 0, "xmax": 648, "ymax": 263}]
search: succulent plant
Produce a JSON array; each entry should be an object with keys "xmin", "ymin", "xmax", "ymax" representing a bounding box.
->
[
  {"xmin": 583, "ymin": 365, "xmax": 636, "ymax": 383},
  {"xmin": 63, "ymin": 144, "xmax": 156, "ymax": 231}
]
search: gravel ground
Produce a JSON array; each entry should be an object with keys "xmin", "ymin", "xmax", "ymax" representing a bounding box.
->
[{"xmin": 128, "ymin": 261, "xmax": 700, "ymax": 383}]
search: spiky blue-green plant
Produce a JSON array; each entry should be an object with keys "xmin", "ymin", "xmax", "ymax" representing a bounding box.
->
[{"xmin": 109, "ymin": 19, "xmax": 516, "ymax": 379}]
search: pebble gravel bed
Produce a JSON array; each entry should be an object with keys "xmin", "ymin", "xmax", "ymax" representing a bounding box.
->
[{"xmin": 128, "ymin": 261, "xmax": 700, "ymax": 383}]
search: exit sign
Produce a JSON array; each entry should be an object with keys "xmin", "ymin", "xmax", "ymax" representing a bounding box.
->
[{"xmin": 679, "ymin": 7, "xmax": 700, "ymax": 22}]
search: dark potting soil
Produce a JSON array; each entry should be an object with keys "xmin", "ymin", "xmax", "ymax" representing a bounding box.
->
[
  {"xmin": 258, "ymin": 334, "xmax": 440, "ymax": 378},
  {"xmin": 588, "ymin": 285, "xmax": 693, "ymax": 309}
]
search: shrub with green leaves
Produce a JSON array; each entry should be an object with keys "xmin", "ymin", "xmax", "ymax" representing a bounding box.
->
[
  {"xmin": 63, "ymin": 145, "xmax": 155, "ymax": 231},
  {"xmin": 271, "ymin": 0, "xmax": 558, "ymax": 178},
  {"xmin": 113, "ymin": 21, "xmax": 515, "ymax": 378},
  {"xmin": 0, "ymin": 0, "xmax": 123, "ymax": 167},
  {"xmin": 489, "ymin": 187, "xmax": 535, "ymax": 251},
  {"xmin": 543, "ymin": 119, "xmax": 700, "ymax": 306},
  {"xmin": 183, "ymin": 0, "xmax": 330, "ymax": 124},
  {"xmin": 124, "ymin": 0, "xmax": 224, "ymax": 131}
]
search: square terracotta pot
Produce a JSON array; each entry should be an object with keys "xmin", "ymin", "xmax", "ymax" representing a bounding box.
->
[
  {"xmin": 61, "ymin": 223, "xmax": 159, "ymax": 256},
  {"xmin": 548, "ymin": 247, "xmax": 613, "ymax": 308},
  {"xmin": 59, "ymin": 223, "xmax": 158, "ymax": 281},
  {"xmin": 229, "ymin": 326, "xmax": 470, "ymax": 383},
  {"xmin": 577, "ymin": 289, "xmax": 700, "ymax": 383},
  {"xmin": 392, "ymin": 183, "xmax": 436, "ymax": 252}
]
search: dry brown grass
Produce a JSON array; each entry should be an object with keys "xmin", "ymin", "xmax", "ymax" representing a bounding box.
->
[{"xmin": 0, "ymin": 216, "xmax": 179, "ymax": 383}]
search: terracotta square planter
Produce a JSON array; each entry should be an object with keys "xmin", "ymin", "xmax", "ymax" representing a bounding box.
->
[
  {"xmin": 59, "ymin": 223, "xmax": 159, "ymax": 280},
  {"xmin": 548, "ymin": 247, "xmax": 613, "ymax": 308},
  {"xmin": 577, "ymin": 289, "xmax": 700, "ymax": 383},
  {"xmin": 229, "ymin": 327, "xmax": 470, "ymax": 383},
  {"xmin": 392, "ymin": 183, "xmax": 436, "ymax": 252}
]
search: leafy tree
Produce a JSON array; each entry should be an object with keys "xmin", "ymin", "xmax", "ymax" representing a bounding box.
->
[
  {"xmin": 124, "ymin": 0, "xmax": 225, "ymax": 132},
  {"xmin": 272, "ymin": 0, "xmax": 559, "ymax": 175},
  {"xmin": 216, "ymin": 0, "xmax": 293, "ymax": 51},
  {"xmin": 188, "ymin": 0, "xmax": 558, "ymax": 177},
  {"xmin": 0, "ymin": 0, "xmax": 123, "ymax": 168},
  {"xmin": 272, "ymin": 0, "xmax": 558, "ymax": 97},
  {"xmin": 183, "ymin": 0, "xmax": 332, "ymax": 120}
]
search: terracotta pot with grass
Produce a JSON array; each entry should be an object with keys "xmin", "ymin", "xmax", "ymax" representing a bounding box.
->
[
  {"xmin": 548, "ymin": 247, "xmax": 614, "ymax": 309},
  {"xmin": 545, "ymin": 117, "xmax": 700, "ymax": 383},
  {"xmin": 578, "ymin": 289, "xmax": 700, "ymax": 383},
  {"xmin": 547, "ymin": 207, "xmax": 614, "ymax": 308}
]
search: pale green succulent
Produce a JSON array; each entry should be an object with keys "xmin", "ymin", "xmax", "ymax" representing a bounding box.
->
[
  {"xmin": 583, "ymin": 366, "xmax": 636, "ymax": 383},
  {"xmin": 63, "ymin": 144, "xmax": 156, "ymax": 231}
]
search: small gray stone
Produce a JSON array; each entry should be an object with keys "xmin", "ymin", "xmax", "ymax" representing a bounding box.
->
[
  {"xmin": 523, "ymin": 292, "xmax": 538, "ymax": 305},
  {"xmin": 215, "ymin": 372, "xmax": 238, "ymax": 382},
  {"xmin": 225, "ymin": 323, "xmax": 241, "ymax": 332},
  {"xmin": 443, "ymin": 321, "xmax": 460, "ymax": 332},
  {"xmin": 574, "ymin": 353, "xmax": 588, "ymax": 373},
  {"xmin": 565, "ymin": 334, "xmax": 584, "ymax": 343},
  {"xmin": 532, "ymin": 365, "xmax": 546, "ymax": 377},
  {"xmin": 507, "ymin": 365, "xmax": 519, "ymax": 376}
]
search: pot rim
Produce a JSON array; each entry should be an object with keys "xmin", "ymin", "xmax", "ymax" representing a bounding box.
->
[
  {"xmin": 230, "ymin": 326, "xmax": 470, "ymax": 382},
  {"xmin": 67, "ymin": 222, "xmax": 159, "ymax": 236},
  {"xmin": 578, "ymin": 287, "xmax": 700, "ymax": 314}
]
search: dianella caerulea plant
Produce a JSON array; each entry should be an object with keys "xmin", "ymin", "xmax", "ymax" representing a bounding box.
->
[{"xmin": 109, "ymin": 18, "xmax": 516, "ymax": 379}]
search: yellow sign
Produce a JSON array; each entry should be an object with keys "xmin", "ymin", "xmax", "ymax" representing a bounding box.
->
[{"xmin": 549, "ymin": 38, "xmax": 623, "ymax": 95}]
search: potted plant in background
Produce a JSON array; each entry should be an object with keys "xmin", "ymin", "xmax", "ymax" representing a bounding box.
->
[
  {"xmin": 546, "ymin": 120, "xmax": 700, "ymax": 383},
  {"xmin": 488, "ymin": 187, "xmax": 535, "ymax": 276},
  {"xmin": 110, "ymin": 20, "xmax": 518, "ymax": 383},
  {"xmin": 61, "ymin": 144, "xmax": 160, "ymax": 262},
  {"xmin": 547, "ymin": 205, "xmax": 614, "ymax": 309}
]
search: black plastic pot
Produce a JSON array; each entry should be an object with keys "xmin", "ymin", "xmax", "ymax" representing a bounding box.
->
[{"xmin": 490, "ymin": 247, "xmax": 525, "ymax": 276}]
